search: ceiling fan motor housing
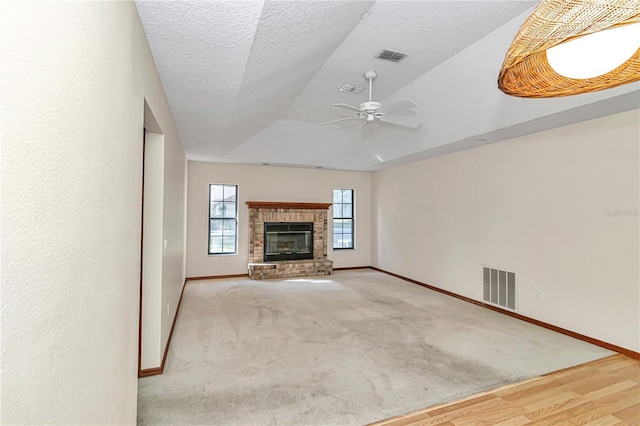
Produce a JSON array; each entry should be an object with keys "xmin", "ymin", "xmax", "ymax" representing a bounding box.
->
[{"xmin": 360, "ymin": 101, "xmax": 382, "ymax": 113}]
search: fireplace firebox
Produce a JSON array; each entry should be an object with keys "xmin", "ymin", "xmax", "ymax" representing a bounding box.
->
[{"xmin": 264, "ymin": 222, "xmax": 313, "ymax": 261}]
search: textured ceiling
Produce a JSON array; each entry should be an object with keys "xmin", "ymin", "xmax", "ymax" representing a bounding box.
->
[{"xmin": 136, "ymin": 0, "xmax": 640, "ymax": 171}]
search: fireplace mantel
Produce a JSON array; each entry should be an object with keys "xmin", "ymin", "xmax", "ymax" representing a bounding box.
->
[{"xmin": 246, "ymin": 201, "xmax": 332, "ymax": 210}]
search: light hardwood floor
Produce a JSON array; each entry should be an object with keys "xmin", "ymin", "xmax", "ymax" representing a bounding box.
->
[{"xmin": 370, "ymin": 354, "xmax": 640, "ymax": 425}]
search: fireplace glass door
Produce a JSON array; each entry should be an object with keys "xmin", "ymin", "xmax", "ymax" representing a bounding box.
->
[{"xmin": 264, "ymin": 222, "xmax": 313, "ymax": 261}]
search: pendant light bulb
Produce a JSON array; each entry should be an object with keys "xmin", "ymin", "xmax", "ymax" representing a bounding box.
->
[{"xmin": 547, "ymin": 22, "xmax": 640, "ymax": 79}]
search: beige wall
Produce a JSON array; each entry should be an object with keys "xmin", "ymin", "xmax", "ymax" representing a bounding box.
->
[
  {"xmin": 1, "ymin": 1, "xmax": 186, "ymax": 423},
  {"xmin": 372, "ymin": 110, "xmax": 640, "ymax": 352},
  {"xmin": 187, "ymin": 162, "xmax": 371, "ymax": 276}
]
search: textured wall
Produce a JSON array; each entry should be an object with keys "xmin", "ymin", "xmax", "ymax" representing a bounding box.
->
[
  {"xmin": 372, "ymin": 110, "xmax": 640, "ymax": 352},
  {"xmin": 1, "ymin": 1, "xmax": 186, "ymax": 423},
  {"xmin": 141, "ymin": 133, "xmax": 165, "ymax": 370},
  {"xmin": 186, "ymin": 163, "xmax": 371, "ymax": 277},
  {"xmin": 139, "ymin": 5, "xmax": 189, "ymax": 372}
]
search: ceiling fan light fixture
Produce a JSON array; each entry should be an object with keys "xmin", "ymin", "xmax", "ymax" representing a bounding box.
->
[{"xmin": 498, "ymin": 0, "xmax": 640, "ymax": 98}]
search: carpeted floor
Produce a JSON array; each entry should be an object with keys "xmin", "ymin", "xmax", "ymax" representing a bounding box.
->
[{"xmin": 137, "ymin": 269, "xmax": 612, "ymax": 425}]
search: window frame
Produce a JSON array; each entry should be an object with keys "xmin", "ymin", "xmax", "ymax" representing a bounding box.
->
[
  {"xmin": 333, "ymin": 188, "xmax": 354, "ymax": 250},
  {"xmin": 208, "ymin": 184, "xmax": 238, "ymax": 255}
]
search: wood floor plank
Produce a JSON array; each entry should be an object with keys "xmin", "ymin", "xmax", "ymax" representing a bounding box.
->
[
  {"xmin": 605, "ymin": 391, "xmax": 640, "ymax": 414},
  {"xmin": 521, "ymin": 393, "xmax": 585, "ymax": 420},
  {"xmin": 369, "ymin": 395, "xmax": 496, "ymax": 426},
  {"xmin": 513, "ymin": 389, "xmax": 579, "ymax": 409},
  {"xmin": 525, "ymin": 400, "xmax": 610, "ymax": 426},
  {"xmin": 450, "ymin": 401, "xmax": 526, "ymax": 426},
  {"xmin": 418, "ymin": 394, "xmax": 497, "ymax": 418},
  {"xmin": 568, "ymin": 372, "xmax": 632, "ymax": 395},
  {"xmin": 370, "ymin": 355, "xmax": 640, "ymax": 426},
  {"xmin": 613, "ymin": 403, "xmax": 640, "ymax": 423},
  {"xmin": 599, "ymin": 356, "xmax": 639, "ymax": 373},
  {"xmin": 604, "ymin": 362, "xmax": 640, "ymax": 382},
  {"xmin": 494, "ymin": 415, "xmax": 531, "ymax": 426},
  {"xmin": 584, "ymin": 380, "xmax": 638, "ymax": 401},
  {"xmin": 421, "ymin": 398, "xmax": 509, "ymax": 425},
  {"xmin": 583, "ymin": 414, "xmax": 624, "ymax": 426},
  {"xmin": 522, "ymin": 396, "xmax": 590, "ymax": 421}
]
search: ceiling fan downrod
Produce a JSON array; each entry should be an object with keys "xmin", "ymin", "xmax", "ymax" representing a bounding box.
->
[{"xmin": 364, "ymin": 70, "xmax": 377, "ymax": 102}]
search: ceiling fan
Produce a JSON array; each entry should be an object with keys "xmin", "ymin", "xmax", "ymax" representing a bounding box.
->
[{"xmin": 318, "ymin": 70, "xmax": 421, "ymax": 139}]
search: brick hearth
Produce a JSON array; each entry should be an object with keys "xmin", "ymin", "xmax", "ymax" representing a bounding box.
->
[{"xmin": 246, "ymin": 202, "xmax": 333, "ymax": 280}]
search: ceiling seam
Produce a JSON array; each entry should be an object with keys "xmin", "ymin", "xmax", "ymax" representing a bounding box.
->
[
  {"xmin": 291, "ymin": 1, "xmax": 376, "ymax": 108},
  {"xmin": 224, "ymin": 0, "xmax": 268, "ymax": 149}
]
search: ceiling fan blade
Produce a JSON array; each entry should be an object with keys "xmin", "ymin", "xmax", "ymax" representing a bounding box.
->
[
  {"xmin": 361, "ymin": 123, "xmax": 374, "ymax": 140},
  {"xmin": 318, "ymin": 116, "xmax": 359, "ymax": 126},
  {"xmin": 332, "ymin": 103, "xmax": 362, "ymax": 112},
  {"xmin": 384, "ymin": 99, "xmax": 418, "ymax": 115},
  {"xmin": 379, "ymin": 115, "xmax": 422, "ymax": 129}
]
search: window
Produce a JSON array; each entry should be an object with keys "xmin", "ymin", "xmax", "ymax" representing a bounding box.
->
[
  {"xmin": 209, "ymin": 184, "xmax": 237, "ymax": 254},
  {"xmin": 333, "ymin": 189, "xmax": 354, "ymax": 249}
]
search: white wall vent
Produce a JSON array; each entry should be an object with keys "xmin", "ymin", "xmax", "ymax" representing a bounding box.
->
[
  {"xmin": 483, "ymin": 266, "xmax": 516, "ymax": 311},
  {"xmin": 377, "ymin": 49, "xmax": 407, "ymax": 62}
]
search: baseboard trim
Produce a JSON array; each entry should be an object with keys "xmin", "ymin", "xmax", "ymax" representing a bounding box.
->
[
  {"xmin": 370, "ymin": 267, "xmax": 484, "ymax": 306},
  {"xmin": 186, "ymin": 274, "xmax": 249, "ymax": 281},
  {"xmin": 139, "ymin": 367, "xmax": 162, "ymax": 377},
  {"xmin": 188, "ymin": 268, "xmax": 371, "ymax": 279},
  {"xmin": 139, "ymin": 277, "xmax": 188, "ymax": 378},
  {"xmin": 187, "ymin": 268, "xmax": 372, "ymax": 279},
  {"xmin": 370, "ymin": 267, "xmax": 640, "ymax": 360}
]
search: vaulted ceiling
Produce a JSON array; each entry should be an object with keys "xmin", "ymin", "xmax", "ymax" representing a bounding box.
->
[{"xmin": 135, "ymin": 1, "xmax": 640, "ymax": 171}]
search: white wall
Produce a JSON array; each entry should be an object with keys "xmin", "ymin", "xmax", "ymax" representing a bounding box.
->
[
  {"xmin": 1, "ymin": 2, "xmax": 186, "ymax": 423},
  {"xmin": 141, "ymin": 132, "xmax": 165, "ymax": 369},
  {"xmin": 140, "ymin": 24, "xmax": 188, "ymax": 368},
  {"xmin": 160, "ymin": 113, "xmax": 187, "ymax": 359},
  {"xmin": 187, "ymin": 162, "xmax": 371, "ymax": 277},
  {"xmin": 372, "ymin": 110, "xmax": 640, "ymax": 352}
]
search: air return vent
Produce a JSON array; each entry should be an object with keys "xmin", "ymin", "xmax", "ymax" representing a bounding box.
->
[
  {"xmin": 483, "ymin": 266, "xmax": 516, "ymax": 310},
  {"xmin": 377, "ymin": 49, "xmax": 407, "ymax": 62}
]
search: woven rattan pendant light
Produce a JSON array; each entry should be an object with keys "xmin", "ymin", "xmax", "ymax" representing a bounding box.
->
[{"xmin": 498, "ymin": 0, "xmax": 640, "ymax": 98}]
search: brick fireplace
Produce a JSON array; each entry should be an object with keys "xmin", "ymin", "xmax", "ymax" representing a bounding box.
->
[{"xmin": 246, "ymin": 201, "xmax": 333, "ymax": 279}]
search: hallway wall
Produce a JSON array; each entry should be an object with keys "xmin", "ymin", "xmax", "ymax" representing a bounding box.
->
[
  {"xmin": 1, "ymin": 2, "xmax": 186, "ymax": 423},
  {"xmin": 372, "ymin": 110, "xmax": 640, "ymax": 352}
]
